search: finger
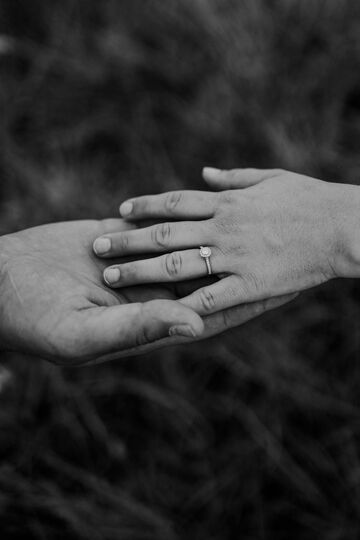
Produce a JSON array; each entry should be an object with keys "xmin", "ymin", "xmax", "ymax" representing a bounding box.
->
[
  {"xmin": 180, "ymin": 275, "xmax": 269, "ymax": 315},
  {"xmin": 74, "ymin": 299, "xmax": 204, "ymax": 362},
  {"xmin": 93, "ymin": 221, "xmax": 207, "ymax": 257},
  {"xmin": 173, "ymin": 276, "xmax": 219, "ymax": 297},
  {"xmin": 97, "ymin": 218, "xmax": 137, "ymax": 235},
  {"xmin": 102, "ymin": 248, "xmax": 221, "ymax": 287},
  {"xmin": 119, "ymin": 190, "xmax": 217, "ymax": 221},
  {"xmin": 202, "ymin": 167, "xmax": 283, "ymax": 190},
  {"xmin": 87, "ymin": 293, "xmax": 298, "ymax": 364},
  {"xmin": 200, "ymin": 293, "xmax": 298, "ymax": 336}
]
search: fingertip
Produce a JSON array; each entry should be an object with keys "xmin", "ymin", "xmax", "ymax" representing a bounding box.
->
[
  {"xmin": 93, "ymin": 237, "xmax": 111, "ymax": 256},
  {"xmin": 169, "ymin": 324, "xmax": 197, "ymax": 338},
  {"xmin": 167, "ymin": 301, "xmax": 204, "ymax": 337},
  {"xmin": 202, "ymin": 166, "xmax": 222, "ymax": 181},
  {"xmin": 119, "ymin": 200, "xmax": 134, "ymax": 218},
  {"xmin": 103, "ymin": 267, "xmax": 121, "ymax": 286},
  {"xmin": 148, "ymin": 299, "xmax": 204, "ymax": 338}
]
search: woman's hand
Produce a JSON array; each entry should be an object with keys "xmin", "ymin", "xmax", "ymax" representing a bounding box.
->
[{"xmin": 93, "ymin": 168, "xmax": 360, "ymax": 316}]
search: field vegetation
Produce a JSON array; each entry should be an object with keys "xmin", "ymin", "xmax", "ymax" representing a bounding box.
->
[{"xmin": 1, "ymin": 1, "xmax": 360, "ymax": 538}]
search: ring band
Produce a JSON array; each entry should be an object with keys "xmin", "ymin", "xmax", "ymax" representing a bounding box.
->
[{"xmin": 199, "ymin": 246, "xmax": 212, "ymax": 275}]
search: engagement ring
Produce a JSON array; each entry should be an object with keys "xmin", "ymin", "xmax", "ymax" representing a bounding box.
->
[{"xmin": 199, "ymin": 246, "xmax": 212, "ymax": 275}]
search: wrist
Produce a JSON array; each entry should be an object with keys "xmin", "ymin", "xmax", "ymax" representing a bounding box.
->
[
  {"xmin": 329, "ymin": 183, "xmax": 360, "ymax": 279},
  {"xmin": 0, "ymin": 235, "xmax": 14, "ymax": 352}
]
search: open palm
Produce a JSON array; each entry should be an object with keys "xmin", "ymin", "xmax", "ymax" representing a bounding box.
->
[{"xmin": 0, "ymin": 219, "xmax": 205, "ymax": 365}]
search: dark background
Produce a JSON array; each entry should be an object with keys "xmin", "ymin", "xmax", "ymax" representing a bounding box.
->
[{"xmin": 1, "ymin": 1, "xmax": 360, "ymax": 538}]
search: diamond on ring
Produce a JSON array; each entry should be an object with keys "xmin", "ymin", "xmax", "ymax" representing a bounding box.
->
[
  {"xmin": 199, "ymin": 246, "xmax": 212, "ymax": 275},
  {"xmin": 200, "ymin": 246, "xmax": 212, "ymax": 258}
]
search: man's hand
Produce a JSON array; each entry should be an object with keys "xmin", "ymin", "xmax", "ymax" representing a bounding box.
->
[{"xmin": 0, "ymin": 219, "xmax": 205, "ymax": 365}]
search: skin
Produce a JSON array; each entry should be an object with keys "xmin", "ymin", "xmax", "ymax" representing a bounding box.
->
[
  {"xmin": 93, "ymin": 168, "xmax": 360, "ymax": 317},
  {"xmin": 0, "ymin": 217, "xmax": 294, "ymax": 366}
]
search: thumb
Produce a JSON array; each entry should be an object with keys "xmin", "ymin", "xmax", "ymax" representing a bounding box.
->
[
  {"xmin": 77, "ymin": 299, "xmax": 204, "ymax": 360},
  {"xmin": 202, "ymin": 167, "xmax": 283, "ymax": 190}
]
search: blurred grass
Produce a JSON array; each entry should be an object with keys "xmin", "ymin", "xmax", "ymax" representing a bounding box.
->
[{"xmin": 1, "ymin": 0, "xmax": 360, "ymax": 538}]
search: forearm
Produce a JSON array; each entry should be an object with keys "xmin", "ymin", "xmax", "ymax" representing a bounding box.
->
[
  {"xmin": 330, "ymin": 182, "xmax": 360, "ymax": 279},
  {"xmin": 0, "ymin": 234, "xmax": 14, "ymax": 352}
]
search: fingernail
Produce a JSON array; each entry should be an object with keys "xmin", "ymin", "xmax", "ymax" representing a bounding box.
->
[
  {"xmin": 202, "ymin": 166, "xmax": 221, "ymax": 179},
  {"xmin": 119, "ymin": 201, "xmax": 133, "ymax": 217},
  {"xmin": 169, "ymin": 324, "xmax": 197, "ymax": 338},
  {"xmin": 104, "ymin": 267, "xmax": 121, "ymax": 285},
  {"xmin": 93, "ymin": 237, "xmax": 111, "ymax": 255}
]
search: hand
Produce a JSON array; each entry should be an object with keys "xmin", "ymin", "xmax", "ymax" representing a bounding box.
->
[
  {"xmin": 92, "ymin": 167, "xmax": 360, "ymax": 316},
  {"xmin": 0, "ymin": 219, "xmax": 204, "ymax": 365},
  {"xmin": 0, "ymin": 218, "xmax": 295, "ymax": 365}
]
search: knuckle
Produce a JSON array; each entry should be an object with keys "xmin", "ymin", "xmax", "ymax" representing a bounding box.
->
[
  {"xmin": 220, "ymin": 309, "xmax": 233, "ymax": 329},
  {"xmin": 241, "ymin": 272, "xmax": 264, "ymax": 297},
  {"xmin": 199, "ymin": 288, "xmax": 216, "ymax": 313},
  {"xmin": 134, "ymin": 305, "xmax": 157, "ymax": 346},
  {"xmin": 213, "ymin": 215, "xmax": 229, "ymax": 236},
  {"xmin": 152, "ymin": 223, "xmax": 172, "ymax": 248},
  {"xmin": 218, "ymin": 190, "xmax": 234, "ymax": 206},
  {"xmin": 164, "ymin": 252, "xmax": 183, "ymax": 278},
  {"xmin": 165, "ymin": 191, "xmax": 182, "ymax": 213},
  {"xmin": 134, "ymin": 325, "xmax": 153, "ymax": 347},
  {"xmin": 263, "ymin": 168, "xmax": 285, "ymax": 180},
  {"xmin": 228, "ymin": 169, "xmax": 240, "ymax": 180},
  {"xmin": 245, "ymin": 167, "xmax": 258, "ymax": 176},
  {"xmin": 272, "ymin": 168, "xmax": 285, "ymax": 176},
  {"xmin": 256, "ymin": 299, "xmax": 269, "ymax": 314},
  {"xmin": 117, "ymin": 234, "xmax": 129, "ymax": 251},
  {"xmin": 244, "ymin": 298, "xmax": 268, "ymax": 319}
]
